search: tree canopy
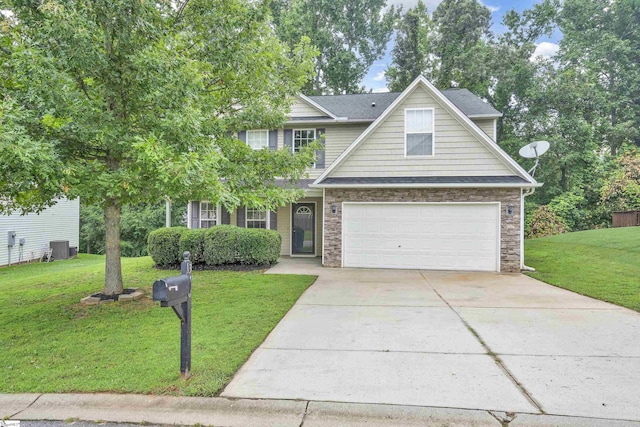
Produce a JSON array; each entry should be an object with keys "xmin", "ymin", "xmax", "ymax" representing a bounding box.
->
[
  {"xmin": 0, "ymin": 0, "xmax": 317, "ymax": 294},
  {"xmin": 270, "ymin": 0, "xmax": 397, "ymax": 94}
]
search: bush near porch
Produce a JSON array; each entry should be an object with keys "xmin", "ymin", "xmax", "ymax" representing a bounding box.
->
[{"xmin": 148, "ymin": 226, "xmax": 281, "ymax": 268}]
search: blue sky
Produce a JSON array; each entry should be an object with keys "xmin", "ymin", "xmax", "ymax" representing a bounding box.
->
[{"xmin": 362, "ymin": 0, "xmax": 562, "ymax": 92}]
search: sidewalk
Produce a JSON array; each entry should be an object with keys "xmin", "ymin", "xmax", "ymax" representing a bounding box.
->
[{"xmin": 2, "ymin": 393, "xmax": 640, "ymax": 427}]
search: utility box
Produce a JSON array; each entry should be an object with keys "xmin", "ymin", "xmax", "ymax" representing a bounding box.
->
[
  {"xmin": 8, "ymin": 231, "xmax": 16, "ymax": 247},
  {"xmin": 50, "ymin": 240, "xmax": 70, "ymax": 260}
]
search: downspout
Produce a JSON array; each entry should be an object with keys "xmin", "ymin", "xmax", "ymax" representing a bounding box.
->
[{"xmin": 521, "ymin": 187, "xmax": 536, "ymax": 272}]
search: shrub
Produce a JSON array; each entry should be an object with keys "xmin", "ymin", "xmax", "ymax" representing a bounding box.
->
[
  {"xmin": 204, "ymin": 225, "xmax": 240, "ymax": 265},
  {"xmin": 548, "ymin": 192, "xmax": 588, "ymax": 231},
  {"xmin": 179, "ymin": 229, "xmax": 207, "ymax": 264},
  {"xmin": 236, "ymin": 228, "xmax": 282, "ymax": 265},
  {"xmin": 526, "ymin": 206, "xmax": 568, "ymax": 239},
  {"xmin": 148, "ymin": 227, "xmax": 187, "ymax": 266},
  {"xmin": 204, "ymin": 225, "xmax": 281, "ymax": 266}
]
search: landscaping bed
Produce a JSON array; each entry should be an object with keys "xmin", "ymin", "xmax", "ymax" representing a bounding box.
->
[
  {"xmin": 525, "ymin": 227, "xmax": 640, "ymax": 312},
  {"xmin": 0, "ymin": 255, "xmax": 316, "ymax": 395}
]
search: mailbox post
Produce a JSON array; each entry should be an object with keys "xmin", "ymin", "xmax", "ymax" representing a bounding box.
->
[{"xmin": 152, "ymin": 251, "xmax": 192, "ymax": 379}]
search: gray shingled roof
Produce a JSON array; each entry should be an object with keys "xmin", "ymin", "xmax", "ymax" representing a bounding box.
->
[
  {"xmin": 317, "ymin": 176, "xmax": 528, "ymax": 185},
  {"xmin": 307, "ymin": 88, "xmax": 500, "ymax": 121}
]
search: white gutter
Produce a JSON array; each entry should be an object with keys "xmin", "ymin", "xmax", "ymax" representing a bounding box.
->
[
  {"xmin": 521, "ymin": 187, "xmax": 537, "ymax": 271},
  {"xmin": 310, "ymin": 182, "xmax": 544, "ymax": 189}
]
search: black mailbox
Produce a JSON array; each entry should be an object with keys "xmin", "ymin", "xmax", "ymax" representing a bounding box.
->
[
  {"xmin": 153, "ymin": 275, "xmax": 190, "ymax": 307},
  {"xmin": 153, "ymin": 251, "xmax": 192, "ymax": 379}
]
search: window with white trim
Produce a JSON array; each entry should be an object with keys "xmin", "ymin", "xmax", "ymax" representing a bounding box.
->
[
  {"xmin": 293, "ymin": 129, "xmax": 316, "ymax": 153},
  {"xmin": 200, "ymin": 202, "xmax": 217, "ymax": 228},
  {"xmin": 246, "ymin": 208, "xmax": 268, "ymax": 229},
  {"xmin": 247, "ymin": 130, "xmax": 269, "ymax": 150},
  {"xmin": 405, "ymin": 108, "xmax": 434, "ymax": 156}
]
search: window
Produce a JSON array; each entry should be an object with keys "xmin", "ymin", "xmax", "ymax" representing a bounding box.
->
[
  {"xmin": 200, "ymin": 202, "xmax": 217, "ymax": 228},
  {"xmin": 246, "ymin": 208, "xmax": 268, "ymax": 229},
  {"xmin": 405, "ymin": 109, "xmax": 434, "ymax": 156},
  {"xmin": 293, "ymin": 129, "xmax": 316, "ymax": 153},
  {"xmin": 247, "ymin": 130, "xmax": 268, "ymax": 150}
]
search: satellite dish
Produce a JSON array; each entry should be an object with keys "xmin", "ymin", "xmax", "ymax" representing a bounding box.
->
[
  {"xmin": 518, "ymin": 140, "xmax": 550, "ymax": 177},
  {"xmin": 519, "ymin": 140, "xmax": 550, "ymax": 159}
]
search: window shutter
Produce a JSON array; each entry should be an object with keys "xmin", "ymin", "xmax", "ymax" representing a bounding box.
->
[
  {"xmin": 191, "ymin": 201, "xmax": 200, "ymax": 229},
  {"xmin": 221, "ymin": 205, "xmax": 231, "ymax": 225},
  {"xmin": 270, "ymin": 210, "xmax": 277, "ymax": 230},
  {"xmin": 269, "ymin": 130, "xmax": 278, "ymax": 151},
  {"xmin": 237, "ymin": 131, "xmax": 247, "ymax": 143},
  {"xmin": 284, "ymin": 129, "xmax": 293, "ymax": 151},
  {"xmin": 237, "ymin": 206, "xmax": 246, "ymax": 227},
  {"xmin": 315, "ymin": 128, "xmax": 325, "ymax": 168}
]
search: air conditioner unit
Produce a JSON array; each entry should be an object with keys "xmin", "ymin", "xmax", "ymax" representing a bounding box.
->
[{"xmin": 50, "ymin": 240, "xmax": 70, "ymax": 260}]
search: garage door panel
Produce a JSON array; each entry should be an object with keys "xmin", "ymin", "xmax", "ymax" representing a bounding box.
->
[{"xmin": 343, "ymin": 203, "xmax": 499, "ymax": 271}]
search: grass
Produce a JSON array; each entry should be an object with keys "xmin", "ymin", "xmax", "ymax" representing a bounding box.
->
[
  {"xmin": 0, "ymin": 255, "xmax": 316, "ymax": 395},
  {"xmin": 525, "ymin": 227, "xmax": 640, "ymax": 312}
]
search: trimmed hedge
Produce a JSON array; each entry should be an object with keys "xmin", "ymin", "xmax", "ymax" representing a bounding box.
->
[
  {"xmin": 179, "ymin": 229, "xmax": 207, "ymax": 264},
  {"xmin": 151, "ymin": 225, "xmax": 281, "ymax": 267},
  {"xmin": 148, "ymin": 227, "xmax": 187, "ymax": 267},
  {"xmin": 204, "ymin": 225, "xmax": 239, "ymax": 265},
  {"xmin": 236, "ymin": 228, "xmax": 282, "ymax": 265}
]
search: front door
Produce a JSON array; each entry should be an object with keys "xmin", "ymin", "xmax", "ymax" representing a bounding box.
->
[{"xmin": 291, "ymin": 203, "xmax": 315, "ymax": 255}]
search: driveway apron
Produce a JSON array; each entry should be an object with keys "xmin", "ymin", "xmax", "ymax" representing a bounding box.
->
[{"xmin": 222, "ymin": 265, "xmax": 640, "ymax": 421}]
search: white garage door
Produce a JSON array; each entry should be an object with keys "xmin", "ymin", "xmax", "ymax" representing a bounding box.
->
[{"xmin": 343, "ymin": 203, "xmax": 500, "ymax": 271}]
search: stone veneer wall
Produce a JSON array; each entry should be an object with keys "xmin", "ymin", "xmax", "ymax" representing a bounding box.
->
[{"xmin": 324, "ymin": 188, "xmax": 522, "ymax": 272}]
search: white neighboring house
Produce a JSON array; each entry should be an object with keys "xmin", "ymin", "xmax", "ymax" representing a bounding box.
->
[{"xmin": 0, "ymin": 197, "xmax": 80, "ymax": 267}]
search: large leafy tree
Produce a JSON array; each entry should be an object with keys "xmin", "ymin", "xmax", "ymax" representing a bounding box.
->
[
  {"xmin": 556, "ymin": 0, "xmax": 640, "ymax": 156},
  {"xmin": 0, "ymin": 0, "xmax": 316, "ymax": 295},
  {"xmin": 386, "ymin": 0, "xmax": 434, "ymax": 92},
  {"xmin": 431, "ymin": 0, "xmax": 492, "ymax": 93},
  {"xmin": 271, "ymin": 0, "xmax": 397, "ymax": 94}
]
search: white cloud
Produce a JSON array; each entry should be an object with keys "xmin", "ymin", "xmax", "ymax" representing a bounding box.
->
[
  {"xmin": 530, "ymin": 41, "xmax": 560, "ymax": 60},
  {"xmin": 372, "ymin": 87, "xmax": 391, "ymax": 93},
  {"xmin": 478, "ymin": 1, "xmax": 499, "ymax": 13},
  {"xmin": 372, "ymin": 71, "xmax": 386, "ymax": 82}
]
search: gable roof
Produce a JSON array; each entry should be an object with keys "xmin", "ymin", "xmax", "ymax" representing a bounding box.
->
[
  {"xmin": 295, "ymin": 94, "xmax": 339, "ymax": 119},
  {"xmin": 312, "ymin": 75, "xmax": 538, "ymax": 188},
  {"xmin": 306, "ymin": 89, "xmax": 501, "ymax": 121}
]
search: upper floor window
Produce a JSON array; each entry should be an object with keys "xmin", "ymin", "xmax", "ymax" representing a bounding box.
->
[
  {"xmin": 200, "ymin": 202, "xmax": 217, "ymax": 228},
  {"xmin": 293, "ymin": 129, "xmax": 316, "ymax": 153},
  {"xmin": 247, "ymin": 130, "xmax": 268, "ymax": 150},
  {"xmin": 246, "ymin": 208, "xmax": 268, "ymax": 229},
  {"xmin": 405, "ymin": 108, "xmax": 434, "ymax": 156}
]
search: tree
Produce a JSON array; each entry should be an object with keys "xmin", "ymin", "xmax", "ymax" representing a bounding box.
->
[
  {"xmin": 601, "ymin": 148, "xmax": 640, "ymax": 213},
  {"xmin": 432, "ymin": 0, "xmax": 492, "ymax": 93},
  {"xmin": 386, "ymin": 0, "xmax": 434, "ymax": 92},
  {"xmin": 556, "ymin": 0, "xmax": 640, "ymax": 156},
  {"xmin": 0, "ymin": 0, "xmax": 316, "ymax": 295},
  {"xmin": 271, "ymin": 0, "xmax": 397, "ymax": 94}
]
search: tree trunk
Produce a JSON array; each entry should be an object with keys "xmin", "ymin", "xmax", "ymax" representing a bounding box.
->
[{"xmin": 103, "ymin": 200, "xmax": 123, "ymax": 295}]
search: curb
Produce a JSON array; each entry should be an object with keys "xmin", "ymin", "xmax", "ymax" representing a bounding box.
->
[{"xmin": 3, "ymin": 394, "xmax": 640, "ymax": 427}]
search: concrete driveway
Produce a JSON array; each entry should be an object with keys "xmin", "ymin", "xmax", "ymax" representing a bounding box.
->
[{"xmin": 222, "ymin": 259, "xmax": 640, "ymax": 422}]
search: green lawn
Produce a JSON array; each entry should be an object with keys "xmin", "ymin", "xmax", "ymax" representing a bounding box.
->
[
  {"xmin": 0, "ymin": 255, "xmax": 316, "ymax": 395},
  {"xmin": 525, "ymin": 227, "xmax": 640, "ymax": 312}
]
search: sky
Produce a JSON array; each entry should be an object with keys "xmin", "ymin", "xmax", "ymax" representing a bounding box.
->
[{"xmin": 362, "ymin": 0, "xmax": 562, "ymax": 92}]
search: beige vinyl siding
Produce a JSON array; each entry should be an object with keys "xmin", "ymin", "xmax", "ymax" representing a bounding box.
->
[
  {"xmin": 472, "ymin": 118, "xmax": 496, "ymax": 140},
  {"xmin": 290, "ymin": 98, "xmax": 327, "ymax": 117},
  {"xmin": 324, "ymin": 124, "xmax": 370, "ymax": 167},
  {"xmin": 331, "ymin": 86, "xmax": 513, "ymax": 178},
  {"xmin": 277, "ymin": 204, "xmax": 290, "ymax": 255},
  {"xmin": 0, "ymin": 197, "xmax": 79, "ymax": 266},
  {"xmin": 277, "ymin": 124, "xmax": 368, "ymax": 179}
]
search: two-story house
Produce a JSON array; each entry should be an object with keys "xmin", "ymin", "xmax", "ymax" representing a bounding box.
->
[{"xmin": 187, "ymin": 76, "xmax": 540, "ymax": 272}]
